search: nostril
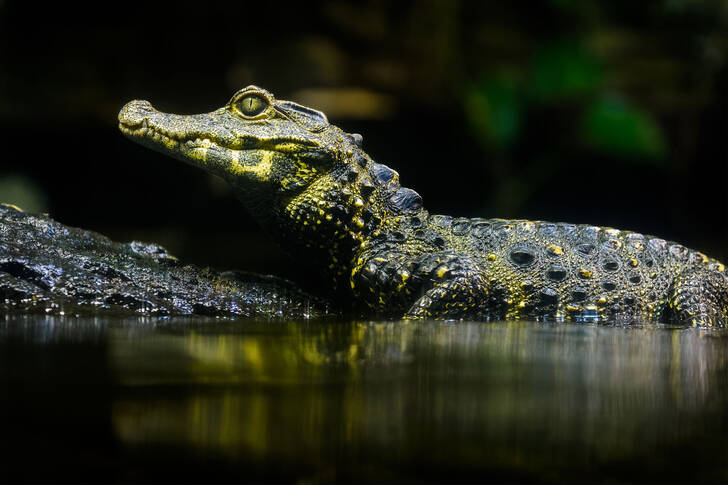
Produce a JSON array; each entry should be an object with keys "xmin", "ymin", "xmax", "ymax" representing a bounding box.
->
[{"xmin": 118, "ymin": 100, "xmax": 155, "ymax": 125}]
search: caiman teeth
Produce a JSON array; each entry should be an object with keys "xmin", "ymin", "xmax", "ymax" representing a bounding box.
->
[
  {"xmin": 119, "ymin": 121, "xmax": 319, "ymax": 152},
  {"xmin": 119, "ymin": 119, "xmax": 182, "ymax": 147},
  {"xmin": 119, "ymin": 116, "xmax": 218, "ymax": 151}
]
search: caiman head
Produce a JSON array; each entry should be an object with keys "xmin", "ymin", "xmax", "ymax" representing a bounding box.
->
[
  {"xmin": 119, "ymin": 85, "xmax": 425, "ymax": 281},
  {"xmin": 118, "ymin": 85, "xmax": 362, "ymax": 210}
]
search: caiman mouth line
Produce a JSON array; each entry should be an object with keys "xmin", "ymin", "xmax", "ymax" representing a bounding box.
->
[
  {"xmin": 118, "ymin": 118, "xmax": 319, "ymax": 153},
  {"xmin": 119, "ymin": 119, "xmax": 185, "ymax": 148}
]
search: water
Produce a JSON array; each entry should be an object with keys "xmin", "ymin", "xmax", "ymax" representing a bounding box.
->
[{"xmin": 2, "ymin": 315, "xmax": 727, "ymax": 483}]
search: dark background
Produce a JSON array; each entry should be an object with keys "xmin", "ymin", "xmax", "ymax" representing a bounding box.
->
[{"xmin": 1, "ymin": 0, "xmax": 727, "ymax": 289}]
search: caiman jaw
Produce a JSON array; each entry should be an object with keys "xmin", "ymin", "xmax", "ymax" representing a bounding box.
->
[
  {"xmin": 119, "ymin": 114, "xmax": 219, "ymax": 160},
  {"xmin": 118, "ymin": 99, "xmax": 224, "ymax": 165},
  {"xmin": 119, "ymin": 117, "xmax": 189, "ymax": 150},
  {"xmin": 118, "ymin": 99, "xmax": 321, "ymax": 178}
]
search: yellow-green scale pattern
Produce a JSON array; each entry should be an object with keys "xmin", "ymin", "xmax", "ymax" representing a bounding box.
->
[{"xmin": 118, "ymin": 85, "xmax": 728, "ymax": 326}]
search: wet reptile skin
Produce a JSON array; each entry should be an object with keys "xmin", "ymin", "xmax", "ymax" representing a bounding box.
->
[{"xmin": 119, "ymin": 85, "xmax": 728, "ymax": 325}]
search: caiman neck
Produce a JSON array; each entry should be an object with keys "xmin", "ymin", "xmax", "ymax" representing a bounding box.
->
[{"xmin": 265, "ymin": 148, "xmax": 427, "ymax": 291}]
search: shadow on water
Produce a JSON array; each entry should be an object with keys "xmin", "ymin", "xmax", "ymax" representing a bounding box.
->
[{"xmin": 2, "ymin": 315, "xmax": 728, "ymax": 483}]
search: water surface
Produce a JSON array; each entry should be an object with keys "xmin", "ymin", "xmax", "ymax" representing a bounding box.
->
[{"xmin": 3, "ymin": 316, "xmax": 727, "ymax": 483}]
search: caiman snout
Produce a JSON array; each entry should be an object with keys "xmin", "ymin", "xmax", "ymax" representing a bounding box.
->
[{"xmin": 118, "ymin": 100, "xmax": 156, "ymax": 127}]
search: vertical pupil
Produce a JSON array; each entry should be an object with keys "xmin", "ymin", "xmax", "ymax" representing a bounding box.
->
[{"xmin": 239, "ymin": 94, "xmax": 266, "ymax": 115}]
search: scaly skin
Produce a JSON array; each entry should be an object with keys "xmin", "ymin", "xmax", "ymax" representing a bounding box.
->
[{"xmin": 119, "ymin": 85, "xmax": 728, "ymax": 325}]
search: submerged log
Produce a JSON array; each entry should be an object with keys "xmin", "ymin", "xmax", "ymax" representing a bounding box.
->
[{"xmin": 0, "ymin": 204, "xmax": 330, "ymax": 318}]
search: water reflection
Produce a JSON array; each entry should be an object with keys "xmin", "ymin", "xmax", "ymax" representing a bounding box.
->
[{"xmin": 3, "ymin": 316, "xmax": 728, "ymax": 482}]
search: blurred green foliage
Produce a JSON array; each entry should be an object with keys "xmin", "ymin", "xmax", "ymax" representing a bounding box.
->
[
  {"xmin": 529, "ymin": 43, "xmax": 603, "ymax": 101},
  {"xmin": 467, "ymin": 40, "xmax": 667, "ymax": 161},
  {"xmin": 465, "ymin": 77, "xmax": 522, "ymax": 148},
  {"xmin": 583, "ymin": 96, "xmax": 667, "ymax": 161}
]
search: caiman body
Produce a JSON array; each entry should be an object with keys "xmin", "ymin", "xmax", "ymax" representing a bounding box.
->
[{"xmin": 119, "ymin": 86, "xmax": 728, "ymax": 325}]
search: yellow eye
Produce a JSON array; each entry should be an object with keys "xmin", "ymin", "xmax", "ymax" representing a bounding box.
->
[{"xmin": 235, "ymin": 93, "xmax": 268, "ymax": 118}]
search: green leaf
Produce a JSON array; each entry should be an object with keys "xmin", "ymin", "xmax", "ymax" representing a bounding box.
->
[
  {"xmin": 529, "ymin": 42, "xmax": 603, "ymax": 101},
  {"xmin": 465, "ymin": 79, "xmax": 522, "ymax": 148},
  {"xmin": 581, "ymin": 96, "xmax": 667, "ymax": 161}
]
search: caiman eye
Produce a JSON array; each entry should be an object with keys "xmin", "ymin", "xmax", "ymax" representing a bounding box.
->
[{"xmin": 235, "ymin": 93, "xmax": 268, "ymax": 118}]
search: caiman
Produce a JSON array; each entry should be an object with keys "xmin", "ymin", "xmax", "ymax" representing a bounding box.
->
[{"xmin": 118, "ymin": 85, "xmax": 728, "ymax": 325}]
